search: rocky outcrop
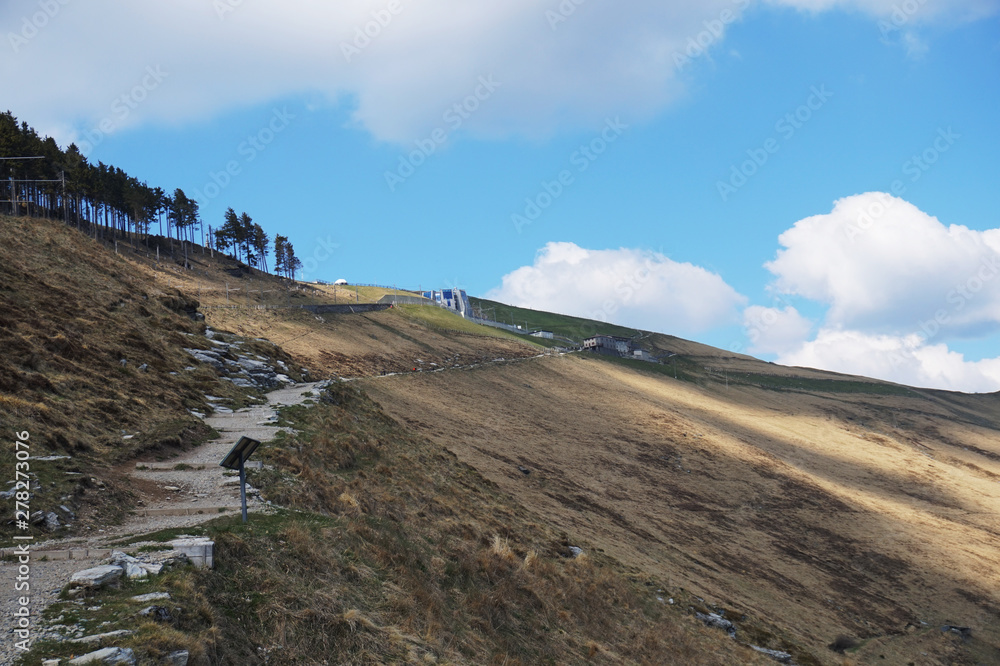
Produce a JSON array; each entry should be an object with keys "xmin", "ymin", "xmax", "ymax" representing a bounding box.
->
[
  {"xmin": 184, "ymin": 328, "xmax": 292, "ymax": 391},
  {"xmin": 69, "ymin": 565, "xmax": 123, "ymax": 590}
]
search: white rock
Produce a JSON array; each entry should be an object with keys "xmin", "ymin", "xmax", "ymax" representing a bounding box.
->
[
  {"xmin": 69, "ymin": 629, "xmax": 133, "ymax": 645},
  {"xmin": 161, "ymin": 651, "xmax": 189, "ymax": 666},
  {"xmin": 110, "ymin": 551, "xmax": 137, "ymax": 565},
  {"xmin": 139, "ymin": 562, "xmax": 163, "ymax": 576},
  {"xmin": 70, "ymin": 565, "xmax": 123, "ymax": 589},
  {"xmin": 125, "ymin": 562, "xmax": 147, "ymax": 580},
  {"xmin": 68, "ymin": 647, "xmax": 136, "ymax": 665},
  {"xmin": 131, "ymin": 592, "xmax": 170, "ymax": 603}
]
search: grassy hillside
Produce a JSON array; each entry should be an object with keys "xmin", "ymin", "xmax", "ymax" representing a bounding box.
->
[
  {"xmin": 362, "ymin": 352, "xmax": 1000, "ymax": 665},
  {"xmin": 7, "ymin": 214, "xmax": 1000, "ymax": 665},
  {"xmin": 0, "ymin": 215, "xmax": 305, "ymax": 527},
  {"xmin": 471, "ymin": 296, "xmax": 639, "ymax": 341}
]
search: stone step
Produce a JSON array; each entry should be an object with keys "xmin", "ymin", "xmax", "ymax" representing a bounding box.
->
[{"xmin": 2, "ymin": 547, "xmax": 111, "ymax": 561}]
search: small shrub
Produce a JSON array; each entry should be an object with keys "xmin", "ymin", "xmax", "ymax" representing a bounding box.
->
[{"xmin": 828, "ymin": 635, "xmax": 858, "ymax": 653}]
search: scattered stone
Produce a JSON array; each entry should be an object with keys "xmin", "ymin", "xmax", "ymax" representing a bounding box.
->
[
  {"xmin": 44, "ymin": 511, "xmax": 61, "ymax": 530},
  {"xmin": 69, "ymin": 629, "xmax": 134, "ymax": 645},
  {"xmin": 110, "ymin": 551, "xmax": 137, "ymax": 565},
  {"xmin": 138, "ymin": 605, "xmax": 172, "ymax": 622},
  {"xmin": 70, "ymin": 565, "xmax": 123, "ymax": 589},
  {"xmin": 140, "ymin": 562, "xmax": 164, "ymax": 576},
  {"xmin": 119, "ymin": 359, "xmax": 128, "ymax": 367},
  {"xmin": 68, "ymin": 646, "xmax": 136, "ymax": 665},
  {"xmin": 164, "ymin": 486, "xmax": 181, "ymax": 492},
  {"xmin": 125, "ymin": 562, "xmax": 147, "ymax": 580},
  {"xmin": 568, "ymin": 546, "xmax": 583, "ymax": 558},
  {"xmin": 138, "ymin": 364, "xmax": 148, "ymax": 372},
  {"xmin": 751, "ymin": 645, "xmax": 792, "ymax": 662},
  {"xmin": 517, "ymin": 465, "xmax": 530, "ymax": 475},
  {"xmin": 942, "ymin": 625, "xmax": 971, "ymax": 639},
  {"xmin": 695, "ymin": 612, "xmax": 736, "ymax": 637},
  {"xmin": 160, "ymin": 651, "xmax": 189, "ymax": 666},
  {"xmin": 131, "ymin": 592, "xmax": 171, "ymax": 603}
]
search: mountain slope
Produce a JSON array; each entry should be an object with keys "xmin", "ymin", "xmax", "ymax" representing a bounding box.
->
[{"xmin": 361, "ymin": 350, "xmax": 1000, "ymax": 664}]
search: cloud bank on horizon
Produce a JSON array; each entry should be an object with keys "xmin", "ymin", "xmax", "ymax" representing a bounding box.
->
[
  {"xmin": 494, "ymin": 194, "xmax": 1000, "ymax": 393},
  {"xmin": 2, "ymin": 0, "xmax": 996, "ymax": 146}
]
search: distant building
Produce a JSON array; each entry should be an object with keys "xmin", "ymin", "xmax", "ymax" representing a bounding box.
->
[
  {"xmin": 633, "ymin": 349, "xmax": 658, "ymax": 362},
  {"xmin": 422, "ymin": 288, "xmax": 472, "ymax": 317},
  {"xmin": 582, "ymin": 335, "xmax": 632, "ymax": 356},
  {"xmin": 530, "ymin": 330, "xmax": 554, "ymax": 339}
]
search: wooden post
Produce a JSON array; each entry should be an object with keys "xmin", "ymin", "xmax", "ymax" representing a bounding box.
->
[{"xmin": 239, "ymin": 458, "xmax": 248, "ymax": 523}]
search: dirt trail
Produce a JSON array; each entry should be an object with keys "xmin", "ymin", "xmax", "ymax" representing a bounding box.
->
[{"xmin": 0, "ymin": 382, "xmax": 322, "ymax": 661}]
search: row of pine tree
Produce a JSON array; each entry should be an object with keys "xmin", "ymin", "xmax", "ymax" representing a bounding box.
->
[{"xmin": 0, "ymin": 110, "xmax": 301, "ymax": 278}]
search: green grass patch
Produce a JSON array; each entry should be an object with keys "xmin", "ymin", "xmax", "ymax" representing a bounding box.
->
[
  {"xmin": 393, "ymin": 304, "xmax": 531, "ymax": 344},
  {"xmin": 471, "ymin": 296, "xmax": 639, "ymax": 342}
]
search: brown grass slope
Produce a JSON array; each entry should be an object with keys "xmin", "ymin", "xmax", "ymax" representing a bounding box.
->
[
  {"xmin": 0, "ymin": 215, "xmax": 305, "ymax": 530},
  {"xmin": 361, "ymin": 352, "xmax": 1000, "ymax": 665}
]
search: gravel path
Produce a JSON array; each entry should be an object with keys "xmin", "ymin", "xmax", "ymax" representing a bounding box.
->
[{"xmin": 0, "ymin": 381, "xmax": 323, "ymax": 663}]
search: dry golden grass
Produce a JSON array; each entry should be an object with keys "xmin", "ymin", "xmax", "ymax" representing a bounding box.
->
[
  {"xmin": 191, "ymin": 381, "xmax": 773, "ymax": 665},
  {"xmin": 361, "ymin": 353, "xmax": 1000, "ymax": 665}
]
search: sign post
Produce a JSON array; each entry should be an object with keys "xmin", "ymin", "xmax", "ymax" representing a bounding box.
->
[{"xmin": 220, "ymin": 436, "xmax": 261, "ymax": 523}]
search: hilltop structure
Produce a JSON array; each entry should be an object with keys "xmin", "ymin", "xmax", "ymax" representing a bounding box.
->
[
  {"xmin": 582, "ymin": 334, "xmax": 633, "ymax": 356},
  {"xmin": 422, "ymin": 288, "xmax": 472, "ymax": 318}
]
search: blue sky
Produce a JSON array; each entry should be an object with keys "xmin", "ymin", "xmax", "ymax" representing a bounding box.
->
[{"xmin": 3, "ymin": 0, "xmax": 999, "ymax": 391}]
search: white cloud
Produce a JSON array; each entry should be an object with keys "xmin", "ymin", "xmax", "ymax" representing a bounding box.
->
[
  {"xmin": 1, "ymin": 0, "xmax": 745, "ymax": 145},
  {"xmin": 777, "ymin": 328, "xmax": 1000, "ymax": 392},
  {"xmin": 767, "ymin": 0, "xmax": 999, "ymax": 22},
  {"xmin": 6, "ymin": 0, "xmax": 994, "ymax": 147},
  {"xmin": 765, "ymin": 192, "xmax": 1000, "ymax": 337},
  {"xmin": 753, "ymin": 194, "xmax": 1000, "ymax": 393},
  {"xmin": 743, "ymin": 305, "xmax": 814, "ymax": 354},
  {"xmin": 487, "ymin": 242, "xmax": 746, "ymax": 335}
]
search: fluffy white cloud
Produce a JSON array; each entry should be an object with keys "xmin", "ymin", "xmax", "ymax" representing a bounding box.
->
[
  {"xmin": 777, "ymin": 329, "xmax": 1000, "ymax": 392},
  {"xmin": 1, "ymin": 0, "xmax": 745, "ymax": 145},
  {"xmin": 743, "ymin": 305, "xmax": 814, "ymax": 354},
  {"xmin": 487, "ymin": 242, "xmax": 746, "ymax": 335},
  {"xmin": 753, "ymin": 194, "xmax": 1000, "ymax": 392},
  {"xmin": 6, "ymin": 0, "xmax": 994, "ymax": 147},
  {"xmin": 765, "ymin": 192, "xmax": 1000, "ymax": 337}
]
